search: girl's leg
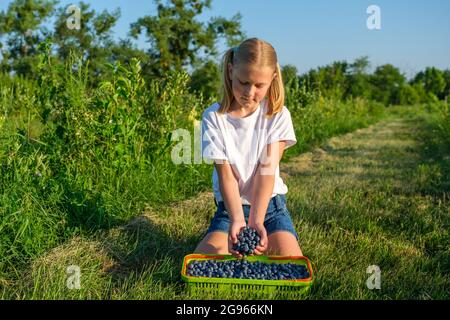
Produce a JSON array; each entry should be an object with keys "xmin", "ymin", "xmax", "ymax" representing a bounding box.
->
[
  {"xmin": 194, "ymin": 231, "xmax": 230, "ymax": 254},
  {"xmin": 267, "ymin": 231, "xmax": 303, "ymax": 256}
]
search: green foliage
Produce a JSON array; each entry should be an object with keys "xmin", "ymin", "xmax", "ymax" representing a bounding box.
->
[
  {"xmin": 346, "ymin": 56, "xmax": 371, "ymax": 99},
  {"xmin": 295, "ymin": 58, "xmax": 447, "ymax": 107},
  {"xmin": 285, "ymin": 76, "xmax": 319, "ymax": 110},
  {"xmin": 0, "ymin": 0, "xmax": 56, "ymax": 76},
  {"xmin": 281, "ymin": 64, "xmax": 298, "ymax": 86},
  {"xmin": 52, "ymin": 1, "xmax": 121, "ymax": 82},
  {"xmin": 189, "ymin": 60, "xmax": 221, "ymax": 100},
  {"xmin": 370, "ymin": 64, "xmax": 406, "ymax": 106},
  {"xmin": 433, "ymin": 100, "xmax": 450, "ymax": 144},
  {"xmin": 0, "ymin": 0, "xmax": 243, "ymax": 88},
  {"xmin": 442, "ymin": 106, "xmax": 450, "ymax": 142},
  {"xmin": 443, "ymin": 69, "xmax": 450, "ymax": 99},
  {"xmin": 300, "ymin": 61, "xmax": 349, "ymax": 99},
  {"xmin": 398, "ymin": 84, "xmax": 420, "ymax": 105},
  {"xmin": 129, "ymin": 0, "xmax": 244, "ymax": 78},
  {"xmin": 413, "ymin": 67, "xmax": 447, "ymax": 100},
  {"xmin": 1, "ymin": 2, "xmax": 448, "ymax": 105},
  {"xmin": 287, "ymin": 96, "xmax": 384, "ymax": 158},
  {"xmin": 0, "ymin": 48, "xmax": 212, "ymax": 280}
]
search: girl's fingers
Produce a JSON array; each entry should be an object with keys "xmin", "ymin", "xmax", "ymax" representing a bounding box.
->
[
  {"xmin": 256, "ymin": 242, "xmax": 268, "ymax": 254},
  {"xmin": 229, "ymin": 234, "xmax": 243, "ymax": 258},
  {"xmin": 255, "ymin": 245, "xmax": 267, "ymax": 254},
  {"xmin": 260, "ymin": 232, "xmax": 268, "ymax": 247},
  {"xmin": 253, "ymin": 248, "xmax": 263, "ymax": 255},
  {"xmin": 230, "ymin": 250, "xmax": 242, "ymax": 259},
  {"xmin": 230, "ymin": 244, "xmax": 242, "ymax": 257}
]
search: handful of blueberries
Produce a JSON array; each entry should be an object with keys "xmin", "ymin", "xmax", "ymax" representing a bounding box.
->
[
  {"xmin": 232, "ymin": 226, "xmax": 260, "ymax": 256},
  {"xmin": 186, "ymin": 259, "xmax": 310, "ymax": 280}
]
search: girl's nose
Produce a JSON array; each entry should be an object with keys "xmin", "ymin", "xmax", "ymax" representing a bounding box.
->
[{"xmin": 244, "ymin": 85, "xmax": 255, "ymax": 97}]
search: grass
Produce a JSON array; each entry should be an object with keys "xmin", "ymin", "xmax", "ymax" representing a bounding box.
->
[
  {"xmin": 284, "ymin": 105, "xmax": 449, "ymax": 299},
  {"xmin": 1, "ymin": 104, "xmax": 449, "ymax": 299}
]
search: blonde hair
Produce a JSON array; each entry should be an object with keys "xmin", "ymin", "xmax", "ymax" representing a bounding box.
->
[{"xmin": 218, "ymin": 38, "xmax": 285, "ymax": 118}]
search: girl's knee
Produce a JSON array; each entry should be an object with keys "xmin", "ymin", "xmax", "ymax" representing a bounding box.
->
[
  {"xmin": 194, "ymin": 232, "xmax": 229, "ymax": 254},
  {"xmin": 194, "ymin": 243, "xmax": 229, "ymax": 255},
  {"xmin": 267, "ymin": 231, "xmax": 303, "ymax": 256},
  {"xmin": 268, "ymin": 245, "xmax": 303, "ymax": 256}
]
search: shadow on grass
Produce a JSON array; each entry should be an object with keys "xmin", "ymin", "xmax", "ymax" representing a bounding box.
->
[
  {"xmin": 59, "ymin": 183, "xmax": 124, "ymax": 234},
  {"xmin": 98, "ymin": 213, "xmax": 206, "ymax": 297}
]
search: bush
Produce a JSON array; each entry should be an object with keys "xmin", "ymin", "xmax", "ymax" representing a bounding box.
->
[
  {"xmin": 0, "ymin": 50, "xmax": 212, "ymax": 280},
  {"xmin": 399, "ymin": 84, "xmax": 420, "ymax": 105}
]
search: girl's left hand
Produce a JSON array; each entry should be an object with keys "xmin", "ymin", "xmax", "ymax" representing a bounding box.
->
[{"xmin": 247, "ymin": 222, "xmax": 268, "ymax": 255}]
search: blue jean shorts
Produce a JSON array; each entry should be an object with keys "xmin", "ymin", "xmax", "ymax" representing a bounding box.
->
[{"xmin": 206, "ymin": 194, "xmax": 299, "ymax": 240}]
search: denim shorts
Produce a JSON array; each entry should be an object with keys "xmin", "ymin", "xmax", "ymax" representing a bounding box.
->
[{"xmin": 206, "ymin": 194, "xmax": 299, "ymax": 240}]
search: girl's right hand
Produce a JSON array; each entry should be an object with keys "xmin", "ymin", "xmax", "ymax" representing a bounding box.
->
[{"xmin": 228, "ymin": 218, "xmax": 247, "ymax": 259}]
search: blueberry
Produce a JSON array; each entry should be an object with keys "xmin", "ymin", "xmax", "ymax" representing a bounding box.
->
[
  {"xmin": 232, "ymin": 227, "xmax": 261, "ymax": 256},
  {"xmin": 187, "ymin": 260, "xmax": 310, "ymax": 280}
]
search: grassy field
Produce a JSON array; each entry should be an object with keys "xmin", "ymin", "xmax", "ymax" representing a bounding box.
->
[{"xmin": 1, "ymin": 104, "xmax": 448, "ymax": 299}]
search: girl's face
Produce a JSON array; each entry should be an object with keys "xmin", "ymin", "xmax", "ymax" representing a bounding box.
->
[{"xmin": 228, "ymin": 63, "xmax": 276, "ymax": 110}]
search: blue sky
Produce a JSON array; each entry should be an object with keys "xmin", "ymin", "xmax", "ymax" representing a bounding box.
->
[{"xmin": 1, "ymin": 0, "xmax": 449, "ymax": 78}]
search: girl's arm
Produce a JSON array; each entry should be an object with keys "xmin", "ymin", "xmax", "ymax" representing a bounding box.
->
[
  {"xmin": 215, "ymin": 160, "xmax": 246, "ymax": 257},
  {"xmin": 249, "ymin": 141, "xmax": 286, "ymax": 254},
  {"xmin": 249, "ymin": 141, "xmax": 286, "ymax": 223},
  {"xmin": 215, "ymin": 160, "xmax": 244, "ymax": 222}
]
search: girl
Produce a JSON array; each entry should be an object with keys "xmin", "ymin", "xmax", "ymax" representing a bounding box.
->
[{"xmin": 195, "ymin": 38, "xmax": 302, "ymax": 258}]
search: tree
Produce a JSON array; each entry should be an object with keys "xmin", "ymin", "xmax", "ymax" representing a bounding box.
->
[
  {"xmin": 109, "ymin": 38, "xmax": 151, "ymax": 72},
  {"xmin": 398, "ymin": 84, "xmax": 420, "ymax": 105},
  {"xmin": 129, "ymin": 0, "xmax": 244, "ymax": 78},
  {"xmin": 0, "ymin": 0, "xmax": 56, "ymax": 76},
  {"xmin": 443, "ymin": 69, "xmax": 450, "ymax": 100},
  {"xmin": 281, "ymin": 64, "xmax": 299, "ymax": 86},
  {"xmin": 52, "ymin": 2, "xmax": 121, "ymax": 81},
  {"xmin": 189, "ymin": 59, "xmax": 220, "ymax": 100},
  {"xmin": 351, "ymin": 56, "xmax": 370, "ymax": 75},
  {"xmin": 308, "ymin": 61, "xmax": 348, "ymax": 99},
  {"xmin": 413, "ymin": 67, "xmax": 446, "ymax": 100},
  {"xmin": 371, "ymin": 64, "xmax": 406, "ymax": 105},
  {"xmin": 346, "ymin": 56, "xmax": 371, "ymax": 99}
]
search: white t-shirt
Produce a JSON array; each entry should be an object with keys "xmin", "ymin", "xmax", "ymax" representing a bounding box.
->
[{"xmin": 201, "ymin": 98, "xmax": 297, "ymax": 205}]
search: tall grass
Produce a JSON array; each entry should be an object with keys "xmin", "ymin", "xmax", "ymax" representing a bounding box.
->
[
  {"xmin": 435, "ymin": 100, "xmax": 450, "ymax": 142},
  {"xmin": 0, "ymin": 51, "xmax": 211, "ymax": 281}
]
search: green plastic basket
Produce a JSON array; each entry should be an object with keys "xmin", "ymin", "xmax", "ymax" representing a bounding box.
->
[{"xmin": 181, "ymin": 254, "xmax": 313, "ymax": 298}]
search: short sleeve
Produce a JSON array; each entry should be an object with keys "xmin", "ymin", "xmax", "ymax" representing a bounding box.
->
[
  {"xmin": 202, "ymin": 111, "xmax": 228, "ymax": 163},
  {"xmin": 266, "ymin": 107, "xmax": 297, "ymax": 149}
]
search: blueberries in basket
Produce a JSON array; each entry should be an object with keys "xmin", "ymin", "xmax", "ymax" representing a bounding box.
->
[
  {"xmin": 232, "ymin": 226, "xmax": 261, "ymax": 256},
  {"xmin": 186, "ymin": 259, "xmax": 310, "ymax": 280}
]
